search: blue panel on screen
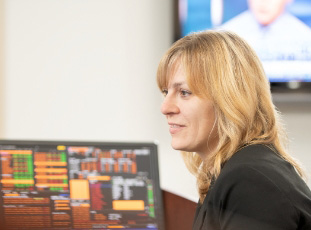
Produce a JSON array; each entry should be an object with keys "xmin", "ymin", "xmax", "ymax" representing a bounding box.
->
[{"xmin": 182, "ymin": 0, "xmax": 212, "ymax": 36}]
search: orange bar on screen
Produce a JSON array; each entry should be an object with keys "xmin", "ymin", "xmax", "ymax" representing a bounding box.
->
[
  {"xmin": 35, "ymin": 168, "xmax": 67, "ymax": 173},
  {"xmin": 55, "ymin": 203, "xmax": 69, "ymax": 207},
  {"xmin": 87, "ymin": 176, "xmax": 111, "ymax": 181},
  {"xmin": 55, "ymin": 200, "xmax": 70, "ymax": 203},
  {"xmin": 55, "ymin": 207, "xmax": 71, "ymax": 210},
  {"xmin": 0, "ymin": 150, "xmax": 32, "ymax": 155},
  {"xmin": 70, "ymin": 180, "xmax": 90, "ymax": 200},
  {"xmin": 1, "ymin": 179, "xmax": 34, "ymax": 184},
  {"xmin": 36, "ymin": 183, "xmax": 68, "ymax": 187},
  {"xmin": 4, "ymin": 194, "xmax": 20, "ymax": 196},
  {"xmin": 124, "ymin": 164, "xmax": 128, "ymax": 173},
  {"xmin": 34, "ymin": 162, "xmax": 67, "ymax": 166},
  {"xmin": 132, "ymin": 162, "xmax": 137, "ymax": 174},
  {"xmin": 114, "ymin": 162, "xmax": 119, "ymax": 173},
  {"xmin": 113, "ymin": 200, "xmax": 144, "ymax": 211},
  {"xmin": 92, "ymin": 162, "xmax": 96, "ymax": 171}
]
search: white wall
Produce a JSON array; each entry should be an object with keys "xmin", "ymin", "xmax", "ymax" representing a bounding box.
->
[
  {"xmin": 276, "ymin": 102, "xmax": 311, "ymax": 185},
  {"xmin": 2, "ymin": 0, "xmax": 311, "ymax": 203},
  {"xmin": 4, "ymin": 0, "xmax": 166, "ymax": 141},
  {"xmin": 0, "ymin": 0, "xmax": 4, "ymax": 138}
]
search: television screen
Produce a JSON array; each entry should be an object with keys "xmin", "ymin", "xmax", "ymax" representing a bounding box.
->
[
  {"xmin": 0, "ymin": 140, "xmax": 165, "ymax": 230},
  {"xmin": 176, "ymin": 0, "xmax": 311, "ymax": 84}
]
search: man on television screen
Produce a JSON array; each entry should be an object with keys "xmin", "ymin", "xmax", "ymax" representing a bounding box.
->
[{"xmin": 221, "ymin": 0, "xmax": 311, "ymax": 81}]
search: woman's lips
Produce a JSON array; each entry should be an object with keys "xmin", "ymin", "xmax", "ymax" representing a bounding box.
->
[{"xmin": 168, "ymin": 123, "xmax": 185, "ymax": 134}]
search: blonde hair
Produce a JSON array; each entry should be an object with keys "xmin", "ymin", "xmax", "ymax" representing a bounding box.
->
[{"xmin": 157, "ymin": 30, "xmax": 305, "ymax": 203}]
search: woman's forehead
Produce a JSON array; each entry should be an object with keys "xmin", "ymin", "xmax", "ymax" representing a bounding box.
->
[
  {"xmin": 166, "ymin": 64, "xmax": 186, "ymax": 85},
  {"xmin": 157, "ymin": 54, "xmax": 188, "ymax": 90},
  {"xmin": 166, "ymin": 61, "xmax": 185, "ymax": 81}
]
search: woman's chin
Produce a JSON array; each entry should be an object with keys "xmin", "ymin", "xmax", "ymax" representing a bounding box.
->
[{"xmin": 171, "ymin": 141, "xmax": 190, "ymax": 152}]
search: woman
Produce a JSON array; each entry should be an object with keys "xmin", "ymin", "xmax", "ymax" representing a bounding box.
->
[{"xmin": 157, "ymin": 30, "xmax": 311, "ymax": 229}]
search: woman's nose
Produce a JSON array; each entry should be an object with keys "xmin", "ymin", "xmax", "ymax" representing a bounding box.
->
[{"xmin": 161, "ymin": 95, "xmax": 179, "ymax": 115}]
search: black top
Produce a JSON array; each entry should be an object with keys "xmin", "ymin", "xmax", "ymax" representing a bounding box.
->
[{"xmin": 193, "ymin": 144, "xmax": 311, "ymax": 230}]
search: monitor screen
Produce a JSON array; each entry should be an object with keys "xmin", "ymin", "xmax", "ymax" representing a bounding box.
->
[
  {"xmin": 176, "ymin": 0, "xmax": 311, "ymax": 83},
  {"xmin": 0, "ymin": 140, "xmax": 165, "ymax": 230}
]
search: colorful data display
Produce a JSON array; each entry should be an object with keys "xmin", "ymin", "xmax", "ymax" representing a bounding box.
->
[{"xmin": 0, "ymin": 141, "xmax": 163, "ymax": 230}]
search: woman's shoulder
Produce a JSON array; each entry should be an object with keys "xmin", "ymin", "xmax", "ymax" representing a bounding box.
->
[
  {"xmin": 226, "ymin": 144, "xmax": 280, "ymax": 164},
  {"xmin": 217, "ymin": 144, "xmax": 298, "ymax": 187},
  {"xmin": 220, "ymin": 144, "xmax": 290, "ymax": 175},
  {"xmin": 214, "ymin": 144, "xmax": 286, "ymax": 190},
  {"xmin": 210, "ymin": 144, "xmax": 311, "ymax": 214},
  {"xmin": 199, "ymin": 145, "xmax": 311, "ymax": 230}
]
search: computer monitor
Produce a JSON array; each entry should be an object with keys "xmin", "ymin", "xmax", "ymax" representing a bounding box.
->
[{"xmin": 0, "ymin": 140, "xmax": 165, "ymax": 230}]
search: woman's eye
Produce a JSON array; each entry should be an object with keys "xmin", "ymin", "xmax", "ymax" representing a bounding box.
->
[
  {"xmin": 161, "ymin": 89, "xmax": 168, "ymax": 97},
  {"xmin": 180, "ymin": 89, "xmax": 192, "ymax": 97}
]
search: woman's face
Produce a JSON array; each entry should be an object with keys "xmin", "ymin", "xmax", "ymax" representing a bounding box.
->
[{"xmin": 161, "ymin": 64, "xmax": 218, "ymax": 158}]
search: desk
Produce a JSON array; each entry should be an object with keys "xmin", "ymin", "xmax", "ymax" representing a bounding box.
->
[{"xmin": 162, "ymin": 190, "xmax": 197, "ymax": 230}]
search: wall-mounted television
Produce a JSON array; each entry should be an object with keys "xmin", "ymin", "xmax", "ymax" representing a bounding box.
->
[{"xmin": 175, "ymin": 0, "xmax": 311, "ymax": 92}]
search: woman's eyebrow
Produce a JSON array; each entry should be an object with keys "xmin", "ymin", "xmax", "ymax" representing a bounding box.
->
[{"xmin": 170, "ymin": 81, "xmax": 186, "ymax": 89}]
